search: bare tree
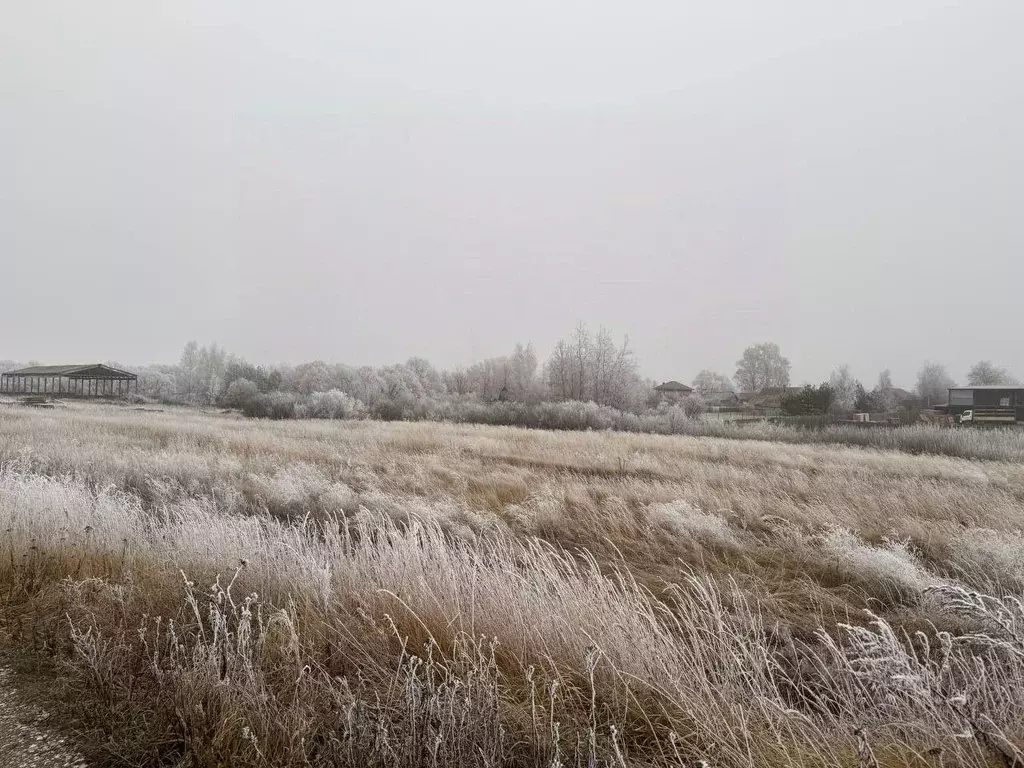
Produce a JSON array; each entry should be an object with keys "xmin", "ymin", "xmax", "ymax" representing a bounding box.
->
[
  {"xmin": 571, "ymin": 323, "xmax": 591, "ymax": 401},
  {"xmin": 352, "ymin": 366, "xmax": 384, "ymax": 406},
  {"xmin": 545, "ymin": 340, "xmax": 572, "ymax": 401},
  {"xmin": 506, "ymin": 343, "xmax": 539, "ymax": 402},
  {"xmin": 607, "ymin": 334, "xmax": 640, "ymax": 409},
  {"xmin": 734, "ymin": 343, "xmax": 791, "ymax": 392},
  {"xmin": 590, "ymin": 327, "xmax": 613, "ymax": 404},
  {"xmin": 443, "ymin": 367, "xmax": 470, "ymax": 396},
  {"xmin": 177, "ymin": 341, "xmax": 200, "ymax": 402},
  {"xmin": 546, "ymin": 325, "xmax": 640, "ymax": 408}
]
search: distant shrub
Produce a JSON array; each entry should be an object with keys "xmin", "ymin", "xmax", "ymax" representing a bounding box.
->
[
  {"xmin": 372, "ymin": 399, "xmax": 407, "ymax": 421},
  {"xmin": 426, "ymin": 399, "xmax": 694, "ymax": 434},
  {"xmin": 296, "ymin": 389, "xmax": 366, "ymax": 420},
  {"xmin": 241, "ymin": 391, "xmax": 299, "ymax": 419},
  {"xmin": 224, "ymin": 377, "xmax": 259, "ymax": 408},
  {"xmin": 681, "ymin": 394, "xmax": 706, "ymax": 418},
  {"xmin": 226, "ymin": 388, "xmax": 1024, "ymax": 463}
]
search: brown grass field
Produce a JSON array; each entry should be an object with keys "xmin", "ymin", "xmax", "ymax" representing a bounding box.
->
[{"xmin": 2, "ymin": 401, "xmax": 1024, "ymax": 766}]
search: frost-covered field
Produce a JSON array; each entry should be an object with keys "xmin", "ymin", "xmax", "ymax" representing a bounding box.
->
[{"xmin": 2, "ymin": 401, "xmax": 1024, "ymax": 767}]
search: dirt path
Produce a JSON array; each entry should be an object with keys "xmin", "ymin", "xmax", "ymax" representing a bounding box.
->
[{"xmin": 0, "ymin": 667, "xmax": 87, "ymax": 768}]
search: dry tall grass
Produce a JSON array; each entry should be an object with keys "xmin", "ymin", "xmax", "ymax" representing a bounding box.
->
[{"xmin": 2, "ymin": 401, "xmax": 1024, "ymax": 766}]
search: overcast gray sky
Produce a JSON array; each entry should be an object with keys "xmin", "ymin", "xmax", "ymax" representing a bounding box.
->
[{"xmin": 2, "ymin": 1, "xmax": 1022, "ymax": 386}]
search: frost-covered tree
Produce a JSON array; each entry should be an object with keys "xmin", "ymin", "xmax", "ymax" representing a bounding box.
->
[
  {"xmin": 443, "ymin": 367, "xmax": 470, "ymax": 396},
  {"xmin": 175, "ymin": 341, "xmax": 227, "ymax": 404},
  {"xmin": 405, "ymin": 357, "xmax": 446, "ymax": 396},
  {"xmin": 916, "ymin": 361, "xmax": 955, "ymax": 405},
  {"xmin": 545, "ymin": 340, "xmax": 574, "ymax": 401},
  {"xmin": 380, "ymin": 364, "xmax": 425, "ymax": 401},
  {"xmin": 873, "ymin": 369, "xmax": 898, "ymax": 412},
  {"xmin": 288, "ymin": 361, "xmax": 334, "ymax": 395},
  {"xmin": 464, "ymin": 356, "xmax": 506, "ymax": 401},
  {"xmin": 504, "ymin": 343, "xmax": 540, "ymax": 402},
  {"xmin": 136, "ymin": 366, "xmax": 177, "ymax": 401},
  {"xmin": 197, "ymin": 344, "xmax": 228, "ymax": 404},
  {"xmin": 966, "ymin": 360, "xmax": 1015, "ymax": 386},
  {"xmin": 691, "ymin": 369, "xmax": 733, "ymax": 395},
  {"xmin": 545, "ymin": 325, "xmax": 640, "ymax": 408},
  {"xmin": 177, "ymin": 341, "xmax": 200, "ymax": 401},
  {"xmin": 222, "ymin": 360, "xmax": 280, "ymax": 395},
  {"xmin": 734, "ymin": 343, "xmax": 790, "ymax": 392},
  {"xmin": 455, "ymin": 343, "xmax": 541, "ymax": 402},
  {"xmin": 352, "ymin": 366, "xmax": 384, "ymax": 406},
  {"xmin": 829, "ymin": 364, "xmax": 858, "ymax": 413}
]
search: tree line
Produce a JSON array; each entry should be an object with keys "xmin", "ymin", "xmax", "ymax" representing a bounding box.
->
[{"xmin": 2, "ymin": 333, "xmax": 1015, "ymax": 420}]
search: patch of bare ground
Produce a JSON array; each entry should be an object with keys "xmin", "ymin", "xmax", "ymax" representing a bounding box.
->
[{"xmin": 0, "ymin": 664, "xmax": 87, "ymax": 768}]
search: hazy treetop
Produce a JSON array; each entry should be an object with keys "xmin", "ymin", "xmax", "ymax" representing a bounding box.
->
[{"xmin": 3, "ymin": 1, "xmax": 1021, "ymax": 387}]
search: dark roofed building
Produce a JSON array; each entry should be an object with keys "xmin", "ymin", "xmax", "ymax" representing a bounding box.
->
[
  {"xmin": 1, "ymin": 364, "xmax": 137, "ymax": 397},
  {"xmin": 653, "ymin": 380, "xmax": 694, "ymax": 404},
  {"xmin": 703, "ymin": 390, "xmax": 740, "ymax": 406},
  {"xmin": 654, "ymin": 380, "xmax": 693, "ymax": 394},
  {"xmin": 947, "ymin": 385, "xmax": 1024, "ymax": 424},
  {"xmin": 889, "ymin": 387, "xmax": 919, "ymax": 406}
]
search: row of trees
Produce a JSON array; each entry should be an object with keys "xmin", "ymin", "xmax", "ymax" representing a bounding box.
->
[
  {"xmin": 131, "ymin": 326, "xmax": 646, "ymax": 413},
  {"xmin": 773, "ymin": 359, "xmax": 1019, "ymax": 417},
  {"xmin": 6, "ymin": 331, "xmax": 1015, "ymax": 419},
  {"xmin": 693, "ymin": 348, "xmax": 1016, "ymax": 412}
]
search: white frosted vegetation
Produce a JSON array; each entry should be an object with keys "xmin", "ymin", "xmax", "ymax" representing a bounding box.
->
[{"xmin": 2, "ymin": 404, "xmax": 1024, "ymax": 766}]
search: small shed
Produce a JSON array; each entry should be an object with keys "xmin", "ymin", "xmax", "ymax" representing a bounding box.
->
[{"xmin": 1, "ymin": 364, "xmax": 138, "ymax": 397}]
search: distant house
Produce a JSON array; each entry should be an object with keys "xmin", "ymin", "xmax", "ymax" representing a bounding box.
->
[
  {"xmin": 890, "ymin": 388, "xmax": 920, "ymax": 408},
  {"xmin": 704, "ymin": 391, "xmax": 741, "ymax": 408},
  {"xmin": 653, "ymin": 380, "xmax": 694, "ymax": 403}
]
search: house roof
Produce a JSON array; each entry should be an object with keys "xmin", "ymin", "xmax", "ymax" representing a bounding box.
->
[
  {"xmin": 654, "ymin": 380, "xmax": 693, "ymax": 392},
  {"xmin": 3, "ymin": 364, "xmax": 137, "ymax": 379},
  {"xmin": 704, "ymin": 389, "xmax": 738, "ymax": 398},
  {"xmin": 948, "ymin": 385, "xmax": 1024, "ymax": 390},
  {"xmin": 703, "ymin": 391, "xmax": 740, "ymax": 405}
]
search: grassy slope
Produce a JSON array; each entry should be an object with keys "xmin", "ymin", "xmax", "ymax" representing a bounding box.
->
[{"xmin": 1, "ymin": 402, "xmax": 1023, "ymax": 766}]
